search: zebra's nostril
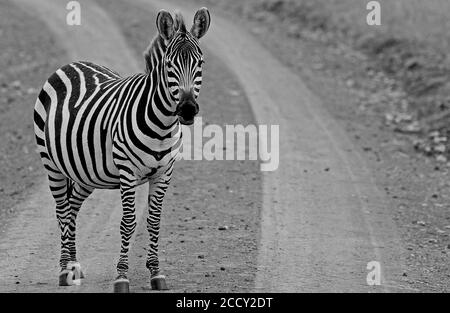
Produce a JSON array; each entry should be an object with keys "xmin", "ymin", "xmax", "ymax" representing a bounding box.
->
[{"xmin": 178, "ymin": 102, "xmax": 198, "ymax": 120}]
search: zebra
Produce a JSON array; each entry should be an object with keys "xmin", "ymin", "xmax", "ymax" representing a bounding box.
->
[{"xmin": 33, "ymin": 8, "xmax": 210, "ymax": 292}]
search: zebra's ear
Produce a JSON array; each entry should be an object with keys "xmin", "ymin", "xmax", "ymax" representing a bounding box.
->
[
  {"xmin": 190, "ymin": 7, "xmax": 210, "ymax": 39},
  {"xmin": 156, "ymin": 10, "xmax": 175, "ymax": 42}
]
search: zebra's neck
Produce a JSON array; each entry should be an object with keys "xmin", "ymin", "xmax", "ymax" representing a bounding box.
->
[{"xmin": 142, "ymin": 35, "xmax": 179, "ymax": 129}]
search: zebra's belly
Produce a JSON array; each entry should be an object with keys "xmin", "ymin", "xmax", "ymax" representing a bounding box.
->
[
  {"xmin": 111, "ymin": 131, "xmax": 183, "ymax": 186},
  {"xmin": 44, "ymin": 123, "xmax": 120, "ymax": 189}
]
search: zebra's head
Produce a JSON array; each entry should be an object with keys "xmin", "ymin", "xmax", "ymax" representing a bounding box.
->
[{"xmin": 156, "ymin": 8, "xmax": 211, "ymax": 125}]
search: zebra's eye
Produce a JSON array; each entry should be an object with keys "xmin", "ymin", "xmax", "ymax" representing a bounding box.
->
[
  {"xmin": 198, "ymin": 59, "xmax": 205, "ymax": 66},
  {"xmin": 165, "ymin": 59, "xmax": 172, "ymax": 68}
]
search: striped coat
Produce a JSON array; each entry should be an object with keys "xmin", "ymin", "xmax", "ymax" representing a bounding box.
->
[{"xmin": 33, "ymin": 8, "xmax": 210, "ymax": 292}]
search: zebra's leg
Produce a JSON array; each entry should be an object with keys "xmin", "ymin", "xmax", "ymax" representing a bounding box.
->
[
  {"xmin": 66, "ymin": 182, "xmax": 93, "ymax": 279},
  {"xmin": 146, "ymin": 169, "xmax": 172, "ymax": 290},
  {"xmin": 50, "ymin": 174, "xmax": 71, "ymax": 269},
  {"xmin": 46, "ymin": 171, "xmax": 79, "ymax": 286},
  {"xmin": 113, "ymin": 182, "xmax": 137, "ymax": 293}
]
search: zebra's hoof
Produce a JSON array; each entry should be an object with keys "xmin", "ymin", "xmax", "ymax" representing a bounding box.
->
[
  {"xmin": 69, "ymin": 262, "xmax": 85, "ymax": 279},
  {"xmin": 151, "ymin": 275, "xmax": 168, "ymax": 290},
  {"xmin": 59, "ymin": 263, "xmax": 82, "ymax": 286},
  {"xmin": 113, "ymin": 278, "xmax": 130, "ymax": 293}
]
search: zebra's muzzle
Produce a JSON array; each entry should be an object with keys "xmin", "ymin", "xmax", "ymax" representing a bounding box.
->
[{"xmin": 176, "ymin": 99, "xmax": 199, "ymax": 125}]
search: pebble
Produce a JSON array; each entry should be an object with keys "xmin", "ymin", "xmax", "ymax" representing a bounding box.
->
[
  {"xmin": 434, "ymin": 144, "xmax": 446, "ymax": 153},
  {"xmin": 436, "ymin": 155, "xmax": 447, "ymax": 163},
  {"xmin": 27, "ymin": 87, "xmax": 37, "ymax": 94},
  {"xmin": 11, "ymin": 80, "xmax": 21, "ymax": 89},
  {"xmin": 218, "ymin": 225, "xmax": 229, "ymax": 231}
]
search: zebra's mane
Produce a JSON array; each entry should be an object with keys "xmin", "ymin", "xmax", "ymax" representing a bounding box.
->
[
  {"xmin": 173, "ymin": 11, "xmax": 187, "ymax": 33},
  {"xmin": 143, "ymin": 11, "xmax": 188, "ymax": 73},
  {"xmin": 143, "ymin": 34, "xmax": 165, "ymax": 73}
]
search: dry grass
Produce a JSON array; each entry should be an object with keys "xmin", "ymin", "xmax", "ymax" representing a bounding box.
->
[
  {"xmin": 322, "ymin": 0, "xmax": 450, "ymax": 51},
  {"xmin": 295, "ymin": 0, "xmax": 450, "ymax": 120},
  {"xmin": 201, "ymin": 0, "xmax": 450, "ymax": 158},
  {"xmin": 238, "ymin": 0, "xmax": 450, "ymax": 50}
]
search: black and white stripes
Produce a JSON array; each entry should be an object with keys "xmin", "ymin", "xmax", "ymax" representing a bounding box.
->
[{"xmin": 33, "ymin": 8, "xmax": 210, "ymax": 291}]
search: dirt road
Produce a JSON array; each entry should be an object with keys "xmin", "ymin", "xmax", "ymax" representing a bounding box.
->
[
  {"xmin": 0, "ymin": 0, "xmax": 411, "ymax": 292},
  {"xmin": 0, "ymin": 0, "xmax": 260, "ymax": 293}
]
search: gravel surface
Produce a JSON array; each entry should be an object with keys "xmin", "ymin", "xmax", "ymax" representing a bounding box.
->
[
  {"xmin": 0, "ymin": 1, "xmax": 66, "ymax": 228},
  {"xmin": 1, "ymin": 0, "xmax": 448, "ymax": 293},
  {"xmin": 0, "ymin": 0, "xmax": 261, "ymax": 292},
  {"xmin": 196, "ymin": 0, "xmax": 450, "ymax": 291}
]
